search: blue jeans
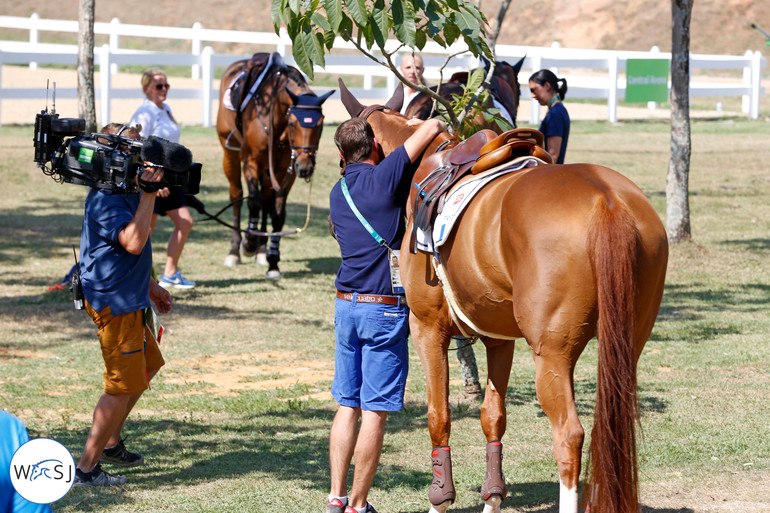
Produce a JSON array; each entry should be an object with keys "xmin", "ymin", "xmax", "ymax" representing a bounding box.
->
[{"xmin": 331, "ymin": 296, "xmax": 409, "ymax": 411}]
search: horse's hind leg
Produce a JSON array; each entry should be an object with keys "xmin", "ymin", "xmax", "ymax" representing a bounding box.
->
[
  {"xmin": 480, "ymin": 340, "xmax": 514, "ymax": 513},
  {"xmin": 532, "ymin": 346, "xmax": 585, "ymax": 513},
  {"xmin": 222, "ymin": 147, "xmax": 243, "ymax": 267}
]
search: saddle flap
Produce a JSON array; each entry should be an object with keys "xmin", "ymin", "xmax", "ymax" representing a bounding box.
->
[{"xmin": 448, "ymin": 129, "xmax": 498, "ymax": 166}]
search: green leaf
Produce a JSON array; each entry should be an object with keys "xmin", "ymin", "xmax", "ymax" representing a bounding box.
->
[
  {"xmin": 323, "ymin": 0, "xmax": 344, "ymax": 31},
  {"xmin": 323, "ymin": 29, "xmax": 336, "ymax": 49},
  {"xmin": 466, "ymin": 67, "xmax": 485, "ymax": 91},
  {"xmin": 370, "ymin": 0, "xmax": 389, "ymax": 49},
  {"xmin": 346, "ymin": 0, "xmax": 368, "ymax": 26},
  {"xmin": 339, "ymin": 14, "xmax": 354, "ymax": 39},
  {"xmin": 292, "ymin": 30, "xmax": 316, "ymax": 79},
  {"xmin": 271, "ymin": 0, "xmax": 287, "ymax": 32},
  {"xmin": 392, "ymin": 0, "xmax": 417, "ymax": 47},
  {"xmin": 415, "ymin": 28, "xmax": 427, "ymax": 49},
  {"xmin": 454, "ymin": 8, "xmax": 480, "ymax": 37},
  {"xmin": 311, "ymin": 12, "xmax": 332, "ymax": 31},
  {"xmin": 289, "ymin": 0, "xmax": 301, "ymax": 15},
  {"xmin": 443, "ymin": 20, "xmax": 460, "ymax": 45},
  {"xmin": 314, "ymin": 31, "xmax": 327, "ymax": 67}
]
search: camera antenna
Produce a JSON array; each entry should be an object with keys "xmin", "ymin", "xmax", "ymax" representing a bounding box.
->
[
  {"xmin": 45, "ymin": 79, "xmax": 49, "ymax": 113},
  {"xmin": 51, "ymin": 81, "xmax": 57, "ymax": 115}
]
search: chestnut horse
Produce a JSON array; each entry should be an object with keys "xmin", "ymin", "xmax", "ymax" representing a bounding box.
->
[
  {"xmin": 217, "ymin": 56, "xmax": 333, "ymax": 277},
  {"xmin": 404, "ymin": 58, "xmax": 524, "ymax": 132},
  {"xmin": 339, "ymin": 80, "xmax": 668, "ymax": 513}
]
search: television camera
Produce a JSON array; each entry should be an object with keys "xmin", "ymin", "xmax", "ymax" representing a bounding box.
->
[{"xmin": 33, "ymin": 110, "xmax": 201, "ymax": 195}]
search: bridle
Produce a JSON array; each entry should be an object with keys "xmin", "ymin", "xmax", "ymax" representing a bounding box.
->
[{"xmin": 286, "ymin": 103, "xmax": 325, "ymax": 181}]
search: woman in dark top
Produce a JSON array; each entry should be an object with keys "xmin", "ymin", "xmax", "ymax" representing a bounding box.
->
[{"xmin": 529, "ymin": 69, "xmax": 570, "ymax": 164}]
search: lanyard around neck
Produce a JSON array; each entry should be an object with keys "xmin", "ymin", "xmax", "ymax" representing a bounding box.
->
[{"xmin": 340, "ymin": 177, "xmax": 390, "ymax": 249}]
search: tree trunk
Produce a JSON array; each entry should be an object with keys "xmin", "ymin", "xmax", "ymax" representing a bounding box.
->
[
  {"xmin": 78, "ymin": 0, "xmax": 97, "ymax": 133},
  {"xmin": 667, "ymin": 0, "xmax": 693, "ymax": 243},
  {"xmin": 454, "ymin": 337, "xmax": 483, "ymax": 400}
]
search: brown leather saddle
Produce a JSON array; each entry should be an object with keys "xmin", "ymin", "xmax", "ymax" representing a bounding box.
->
[
  {"xmin": 411, "ymin": 128, "xmax": 552, "ymax": 253},
  {"xmin": 230, "ymin": 52, "xmax": 273, "ymax": 133}
]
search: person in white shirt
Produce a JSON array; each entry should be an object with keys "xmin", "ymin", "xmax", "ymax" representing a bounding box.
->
[
  {"xmin": 130, "ymin": 68, "xmax": 196, "ymax": 289},
  {"xmin": 398, "ymin": 53, "xmax": 427, "ymax": 117}
]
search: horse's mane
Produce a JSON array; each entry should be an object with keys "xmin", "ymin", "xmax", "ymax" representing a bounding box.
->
[{"xmin": 283, "ymin": 65, "xmax": 313, "ymax": 95}]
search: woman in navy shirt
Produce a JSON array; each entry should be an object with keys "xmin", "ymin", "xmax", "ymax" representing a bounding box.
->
[{"xmin": 529, "ymin": 69, "xmax": 570, "ymax": 164}]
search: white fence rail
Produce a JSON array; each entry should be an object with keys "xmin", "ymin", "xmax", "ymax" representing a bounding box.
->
[{"xmin": 0, "ymin": 14, "xmax": 765, "ymax": 127}]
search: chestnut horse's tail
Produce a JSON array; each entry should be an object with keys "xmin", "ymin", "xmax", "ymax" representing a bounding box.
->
[{"xmin": 584, "ymin": 198, "xmax": 640, "ymax": 513}]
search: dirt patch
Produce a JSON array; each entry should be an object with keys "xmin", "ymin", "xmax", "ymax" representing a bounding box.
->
[{"xmin": 161, "ymin": 351, "xmax": 334, "ymax": 399}]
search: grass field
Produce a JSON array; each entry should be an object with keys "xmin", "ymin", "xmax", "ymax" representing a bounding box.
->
[{"xmin": 1, "ymin": 115, "xmax": 769, "ymax": 512}]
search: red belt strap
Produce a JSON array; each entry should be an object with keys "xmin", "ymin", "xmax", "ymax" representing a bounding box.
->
[{"xmin": 336, "ymin": 291, "xmax": 401, "ymax": 305}]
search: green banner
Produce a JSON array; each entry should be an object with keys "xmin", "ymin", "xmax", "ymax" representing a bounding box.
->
[{"xmin": 625, "ymin": 59, "xmax": 669, "ymax": 103}]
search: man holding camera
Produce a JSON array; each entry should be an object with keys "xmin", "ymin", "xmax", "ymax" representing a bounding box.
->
[{"xmin": 74, "ymin": 124, "xmax": 173, "ymax": 486}]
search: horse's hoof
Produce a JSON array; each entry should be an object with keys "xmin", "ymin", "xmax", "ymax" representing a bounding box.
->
[
  {"xmin": 265, "ymin": 269, "xmax": 282, "ymax": 279},
  {"xmin": 256, "ymin": 252, "xmax": 268, "ymax": 266},
  {"xmin": 428, "ymin": 501, "xmax": 452, "ymax": 513},
  {"xmin": 224, "ymin": 254, "xmax": 241, "ymax": 267},
  {"xmin": 481, "ymin": 494, "xmax": 502, "ymax": 513},
  {"xmin": 240, "ymin": 239, "xmax": 257, "ymax": 257}
]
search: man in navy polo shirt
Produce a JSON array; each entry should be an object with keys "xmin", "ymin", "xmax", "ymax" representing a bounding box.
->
[{"xmin": 326, "ymin": 116, "xmax": 446, "ymax": 513}]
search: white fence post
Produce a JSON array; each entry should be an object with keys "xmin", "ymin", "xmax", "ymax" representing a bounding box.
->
[
  {"xmin": 742, "ymin": 49, "xmax": 752, "ymax": 114},
  {"xmin": 751, "ymin": 51, "xmax": 762, "ymax": 119},
  {"xmin": 109, "ymin": 18, "xmax": 120, "ymax": 75},
  {"xmin": 529, "ymin": 53, "xmax": 542, "ymax": 125},
  {"xmin": 608, "ymin": 52, "xmax": 618, "ymax": 123},
  {"xmin": 648, "ymin": 46, "xmax": 661, "ymax": 110},
  {"xmin": 29, "ymin": 13, "xmax": 38, "ymax": 70},
  {"xmin": 99, "ymin": 44, "xmax": 112, "ymax": 126},
  {"xmin": 191, "ymin": 22, "xmax": 202, "ymax": 80},
  {"xmin": 201, "ymin": 46, "xmax": 214, "ymax": 127}
]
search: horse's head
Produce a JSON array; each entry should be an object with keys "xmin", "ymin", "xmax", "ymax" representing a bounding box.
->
[
  {"xmin": 338, "ymin": 78, "xmax": 454, "ymax": 157},
  {"xmin": 284, "ymin": 88, "xmax": 334, "ymax": 180}
]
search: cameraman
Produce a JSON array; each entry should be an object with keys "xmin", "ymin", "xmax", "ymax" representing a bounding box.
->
[{"xmin": 74, "ymin": 124, "xmax": 172, "ymax": 487}]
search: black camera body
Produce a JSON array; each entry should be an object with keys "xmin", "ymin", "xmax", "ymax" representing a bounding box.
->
[{"xmin": 34, "ymin": 111, "xmax": 201, "ymax": 194}]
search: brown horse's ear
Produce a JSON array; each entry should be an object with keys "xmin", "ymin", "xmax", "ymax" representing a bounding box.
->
[
  {"xmin": 385, "ymin": 83, "xmax": 404, "ymax": 112},
  {"xmin": 338, "ymin": 78, "xmax": 364, "ymax": 117}
]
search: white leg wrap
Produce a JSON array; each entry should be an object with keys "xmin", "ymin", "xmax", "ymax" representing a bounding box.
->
[
  {"xmin": 482, "ymin": 495, "xmax": 502, "ymax": 513},
  {"xmin": 559, "ymin": 479, "xmax": 578, "ymax": 513},
  {"xmin": 428, "ymin": 500, "xmax": 452, "ymax": 513}
]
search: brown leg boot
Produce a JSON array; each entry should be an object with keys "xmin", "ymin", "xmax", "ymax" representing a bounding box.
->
[
  {"xmin": 428, "ymin": 446, "xmax": 456, "ymax": 506},
  {"xmin": 480, "ymin": 441, "xmax": 507, "ymax": 500}
]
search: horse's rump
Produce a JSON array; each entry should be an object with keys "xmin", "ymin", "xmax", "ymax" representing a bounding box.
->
[{"xmin": 433, "ymin": 163, "xmax": 662, "ymax": 342}]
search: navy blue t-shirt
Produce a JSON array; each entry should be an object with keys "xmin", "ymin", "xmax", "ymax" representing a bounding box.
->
[
  {"xmin": 539, "ymin": 101, "xmax": 570, "ymax": 164},
  {"xmin": 330, "ymin": 146, "xmax": 414, "ymax": 295},
  {"xmin": 79, "ymin": 188, "xmax": 152, "ymax": 315}
]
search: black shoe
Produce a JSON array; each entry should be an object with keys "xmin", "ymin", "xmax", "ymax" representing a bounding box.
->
[
  {"xmin": 74, "ymin": 464, "xmax": 127, "ymax": 486},
  {"xmin": 99, "ymin": 438, "xmax": 145, "ymax": 467}
]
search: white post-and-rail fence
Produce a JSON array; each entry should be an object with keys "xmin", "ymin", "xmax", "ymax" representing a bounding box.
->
[{"xmin": 0, "ymin": 14, "xmax": 765, "ymax": 127}]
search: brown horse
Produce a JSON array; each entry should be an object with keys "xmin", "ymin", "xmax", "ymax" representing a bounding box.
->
[
  {"xmin": 339, "ymin": 80, "xmax": 668, "ymax": 513},
  {"xmin": 404, "ymin": 57, "xmax": 524, "ymax": 132},
  {"xmin": 216, "ymin": 55, "xmax": 333, "ymax": 277}
]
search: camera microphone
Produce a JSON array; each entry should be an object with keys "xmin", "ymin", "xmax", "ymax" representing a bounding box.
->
[{"xmin": 140, "ymin": 136, "xmax": 193, "ymax": 172}]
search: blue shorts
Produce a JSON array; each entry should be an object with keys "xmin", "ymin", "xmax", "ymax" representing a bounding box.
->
[{"xmin": 331, "ymin": 296, "xmax": 409, "ymax": 411}]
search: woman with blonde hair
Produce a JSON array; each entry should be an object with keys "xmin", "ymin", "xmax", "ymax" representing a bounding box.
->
[{"xmin": 130, "ymin": 68, "xmax": 196, "ymax": 289}]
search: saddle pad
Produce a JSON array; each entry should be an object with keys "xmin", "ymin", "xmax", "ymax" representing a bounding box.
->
[{"xmin": 415, "ymin": 157, "xmax": 542, "ymax": 252}]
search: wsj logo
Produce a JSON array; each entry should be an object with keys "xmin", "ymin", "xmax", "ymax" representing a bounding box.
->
[
  {"xmin": 13, "ymin": 458, "xmax": 73, "ymax": 482},
  {"xmin": 10, "ymin": 438, "xmax": 75, "ymax": 504}
]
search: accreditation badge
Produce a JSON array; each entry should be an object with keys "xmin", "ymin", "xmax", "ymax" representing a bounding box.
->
[{"xmin": 389, "ymin": 248, "xmax": 405, "ymax": 295}]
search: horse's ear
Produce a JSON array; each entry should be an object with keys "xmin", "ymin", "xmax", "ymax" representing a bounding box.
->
[
  {"xmin": 317, "ymin": 89, "xmax": 335, "ymax": 104},
  {"xmin": 285, "ymin": 87, "xmax": 300, "ymax": 105},
  {"xmin": 513, "ymin": 55, "xmax": 525, "ymax": 75},
  {"xmin": 384, "ymin": 83, "xmax": 404, "ymax": 112},
  {"xmin": 338, "ymin": 78, "xmax": 364, "ymax": 117}
]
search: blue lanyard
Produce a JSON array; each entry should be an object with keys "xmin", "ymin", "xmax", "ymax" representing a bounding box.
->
[{"xmin": 340, "ymin": 177, "xmax": 390, "ymax": 249}]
